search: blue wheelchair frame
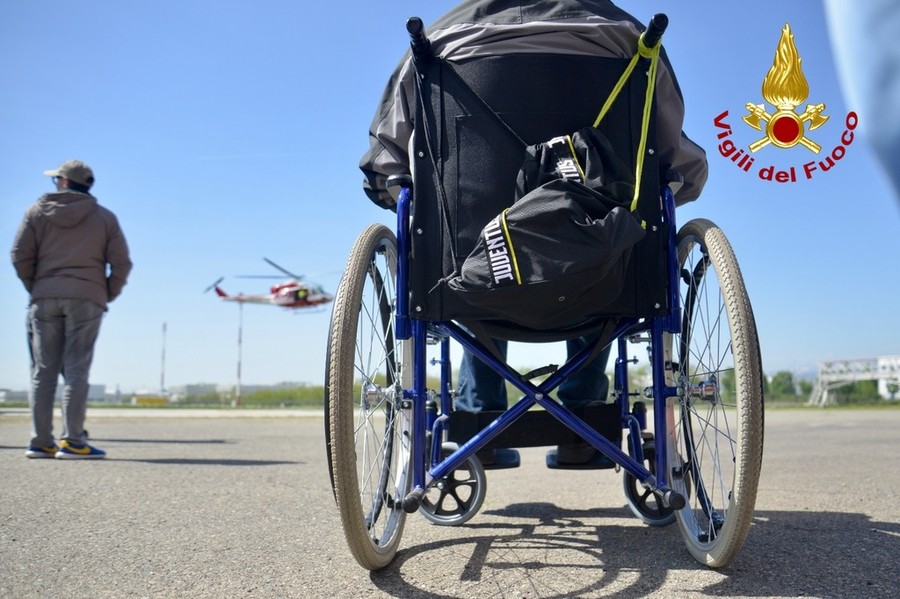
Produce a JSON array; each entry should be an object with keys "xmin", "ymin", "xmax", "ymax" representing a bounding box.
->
[
  {"xmin": 395, "ymin": 183, "xmax": 687, "ymax": 514},
  {"xmin": 328, "ymin": 13, "xmax": 762, "ymax": 572}
]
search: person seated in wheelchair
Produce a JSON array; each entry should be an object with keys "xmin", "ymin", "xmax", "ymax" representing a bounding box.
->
[{"xmin": 360, "ymin": 0, "xmax": 708, "ymax": 465}]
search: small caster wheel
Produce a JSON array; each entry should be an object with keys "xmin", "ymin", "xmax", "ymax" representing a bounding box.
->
[
  {"xmin": 419, "ymin": 442, "xmax": 487, "ymax": 525},
  {"xmin": 623, "ymin": 440, "xmax": 676, "ymax": 527}
]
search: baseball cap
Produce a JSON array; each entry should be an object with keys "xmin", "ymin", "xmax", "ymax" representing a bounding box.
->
[{"xmin": 43, "ymin": 160, "xmax": 95, "ymax": 187}]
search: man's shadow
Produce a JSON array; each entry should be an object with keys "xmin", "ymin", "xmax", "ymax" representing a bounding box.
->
[
  {"xmin": 93, "ymin": 437, "xmax": 301, "ymax": 466},
  {"xmin": 1, "ymin": 438, "xmax": 300, "ymax": 466}
]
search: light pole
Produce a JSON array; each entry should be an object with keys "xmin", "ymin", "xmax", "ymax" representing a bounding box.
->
[
  {"xmin": 235, "ymin": 303, "xmax": 243, "ymax": 407},
  {"xmin": 160, "ymin": 321, "xmax": 167, "ymax": 395}
]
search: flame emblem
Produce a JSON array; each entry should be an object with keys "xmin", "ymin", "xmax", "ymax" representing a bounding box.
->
[{"xmin": 743, "ymin": 24, "xmax": 829, "ymax": 153}]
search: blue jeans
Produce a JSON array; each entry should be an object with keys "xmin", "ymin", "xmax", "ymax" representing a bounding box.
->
[
  {"xmin": 27, "ymin": 298, "xmax": 105, "ymax": 447},
  {"xmin": 455, "ymin": 335, "xmax": 612, "ymax": 411}
]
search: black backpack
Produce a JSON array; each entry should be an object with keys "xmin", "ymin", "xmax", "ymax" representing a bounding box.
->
[{"xmin": 448, "ymin": 127, "xmax": 646, "ymax": 328}]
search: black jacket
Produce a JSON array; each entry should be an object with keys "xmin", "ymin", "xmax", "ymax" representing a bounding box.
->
[{"xmin": 360, "ymin": 0, "xmax": 708, "ymax": 209}]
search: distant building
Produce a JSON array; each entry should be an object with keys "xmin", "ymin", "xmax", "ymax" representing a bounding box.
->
[
  {"xmin": 188, "ymin": 384, "xmax": 219, "ymax": 397},
  {"xmin": 878, "ymin": 356, "xmax": 900, "ymax": 399},
  {"xmin": 0, "ymin": 385, "xmax": 107, "ymax": 403},
  {"xmin": 0, "ymin": 389, "xmax": 28, "ymax": 403},
  {"xmin": 131, "ymin": 392, "xmax": 170, "ymax": 406}
]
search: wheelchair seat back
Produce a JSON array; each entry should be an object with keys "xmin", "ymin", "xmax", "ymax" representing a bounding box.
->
[{"xmin": 408, "ymin": 52, "xmax": 668, "ymax": 340}]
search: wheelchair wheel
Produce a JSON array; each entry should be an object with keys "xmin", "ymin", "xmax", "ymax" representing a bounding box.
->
[
  {"xmin": 419, "ymin": 443, "xmax": 487, "ymax": 526},
  {"xmin": 668, "ymin": 218, "xmax": 764, "ymax": 568},
  {"xmin": 623, "ymin": 439, "xmax": 677, "ymax": 527},
  {"xmin": 325, "ymin": 224, "xmax": 412, "ymax": 571}
]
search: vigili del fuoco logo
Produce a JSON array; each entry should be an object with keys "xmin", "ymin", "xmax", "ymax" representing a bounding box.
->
[{"xmin": 713, "ymin": 24, "xmax": 858, "ymax": 183}]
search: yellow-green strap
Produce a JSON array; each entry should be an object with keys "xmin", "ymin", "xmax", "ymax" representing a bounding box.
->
[
  {"xmin": 592, "ymin": 34, "xmax": 661, "ymax": 218},
  {"xmin": 499, "ymin": 209, "xmax": 523, "ymax": 285},
  {"xmin": 564, "ymin": 135, "xmax": 587, "ymax": 182},
  {"xmin": 592, "ymin": 51, "xmax": 641, "ymax": 129},
  {"xmin": 631, "ymin": 38, "xmax": 660, "ymax": 213}
]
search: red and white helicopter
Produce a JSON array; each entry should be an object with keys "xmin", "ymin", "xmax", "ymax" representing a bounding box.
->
[{"xmin": 207, "ymin": 258, "xmax": 333, "ymax": 310}]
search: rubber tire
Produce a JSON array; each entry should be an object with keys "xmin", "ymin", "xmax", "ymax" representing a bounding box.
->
[
  {"xmin": 325, "ymin": 224, "xmax": 412, "ymax": 571},
  {"xmin": 668, "ymin": 218, "xmax": 764, "ymax": 568}
]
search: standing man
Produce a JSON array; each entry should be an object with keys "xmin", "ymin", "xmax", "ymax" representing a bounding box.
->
[{"xmin": 11, "ymin": 160, "xmax": 132, "ymax": 459}]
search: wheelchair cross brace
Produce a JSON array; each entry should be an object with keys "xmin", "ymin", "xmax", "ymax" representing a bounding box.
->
[{"xmin": 394, "ymin": 186, "xmax": 687, "ymax": 515}]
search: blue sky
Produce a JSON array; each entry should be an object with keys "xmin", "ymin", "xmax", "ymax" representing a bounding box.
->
[{"xmin": 2, "ymin": 1, "xmax": 897, "ymax": 393}]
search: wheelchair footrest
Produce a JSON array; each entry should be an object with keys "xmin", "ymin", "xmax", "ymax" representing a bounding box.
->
[{"xmin": 545, "ymin": 448, "xmax": 617, "ymax": 470}]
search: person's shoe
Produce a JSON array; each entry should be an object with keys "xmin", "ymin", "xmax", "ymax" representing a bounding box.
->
[
  {"xmin": 556, "ymin": 442, "xmax": 597, "ymax": 465},
  {"xmin": 55, "ymin": 440, "xmax": 106, "ymax": 460},
  {"xmin": 475, "ymin": 447, "xmax": 520, "ymax": 469},
  {"xmin": 25, "ymin": 444, "xmax": 59, "ymax": 459}
]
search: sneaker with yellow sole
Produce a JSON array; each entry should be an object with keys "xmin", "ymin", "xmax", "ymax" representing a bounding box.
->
[{"xmin": 55, "ymin": 440, "xmax": 106, "ymax": 460}]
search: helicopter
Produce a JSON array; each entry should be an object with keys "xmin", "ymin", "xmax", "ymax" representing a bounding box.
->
[{"xmin": 207, "ymin": 258, "xmax": 334, "ymax": 310}]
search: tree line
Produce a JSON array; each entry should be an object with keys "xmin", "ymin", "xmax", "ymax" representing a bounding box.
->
[{"xmin": 146, "ymin": 368, "xmax": 896, "ymax": 408}]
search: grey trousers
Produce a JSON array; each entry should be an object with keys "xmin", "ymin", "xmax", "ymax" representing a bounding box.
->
[{"xmin": 28, "ymin": 298, "xmax": 105, "ymax": 447}]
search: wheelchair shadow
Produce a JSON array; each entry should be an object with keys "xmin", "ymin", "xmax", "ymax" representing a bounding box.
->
[{"xmin": 370, "ymin": 503, "xmax": 899, "ymax": 598}]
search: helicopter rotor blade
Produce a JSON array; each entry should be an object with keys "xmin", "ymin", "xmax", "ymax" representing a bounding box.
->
[
  {"xmin": 204, "ymin": 277, "xmax": 225, "ymax": 293},
  {"xmin": 263, "ymin": 257, "xmax": 303, "ymax": 280}
]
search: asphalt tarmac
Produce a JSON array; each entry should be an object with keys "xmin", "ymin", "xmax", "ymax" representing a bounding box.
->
[{"xmin": 1, "ymin": 407, "xmax": 897, "ymax": 598}]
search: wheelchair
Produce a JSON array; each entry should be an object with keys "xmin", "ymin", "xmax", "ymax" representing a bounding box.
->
[{"xmin": 325, "ymin": 14, "xmax": 764, "ymax": 571}]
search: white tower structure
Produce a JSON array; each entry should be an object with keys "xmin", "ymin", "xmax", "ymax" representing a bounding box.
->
[{"xmin": 809, "ymin": 354, "xmax": 900, "ymax": 406}]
